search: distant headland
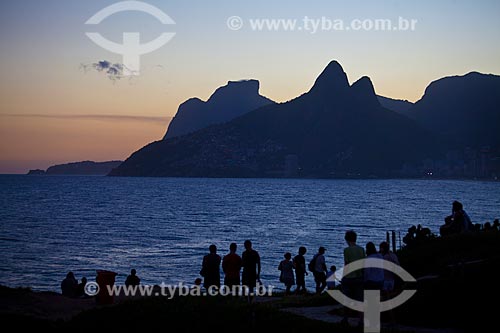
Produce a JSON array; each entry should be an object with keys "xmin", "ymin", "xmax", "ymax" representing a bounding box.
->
[{"xmin": 27, "ymin": 160, "xmax": 122, "ymax": 176}]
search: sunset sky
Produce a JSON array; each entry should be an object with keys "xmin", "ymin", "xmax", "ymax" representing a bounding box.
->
[{"xmin": 1, "ymin": 0, "xmax": 499, "ymax": 173}]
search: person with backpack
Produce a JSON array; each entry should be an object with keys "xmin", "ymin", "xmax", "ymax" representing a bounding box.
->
[{"xmin": 310, "ymin": 246, "xmax": 327, "ymax": 294}]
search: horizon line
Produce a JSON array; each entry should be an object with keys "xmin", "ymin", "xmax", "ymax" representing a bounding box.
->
[{"xmin": 1, "ymin": 113, "xmax": 171, "ymax": 124}]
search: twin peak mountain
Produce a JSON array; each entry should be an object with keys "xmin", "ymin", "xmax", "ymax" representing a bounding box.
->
[
  {"xmin": 164, "ymin": 61, "xmax": 380, "ymax": 139},
  {"xmin": 111, "ymin": 60, "xmax": 500, "ymax": 177}
]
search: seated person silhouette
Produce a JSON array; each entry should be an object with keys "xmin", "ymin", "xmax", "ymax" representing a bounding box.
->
[
  {"xmin": 125, "ymin": 269, "xmax": 141, "ymax": 286},
  {"xmin": 76, "ymin": 276, "xmax": 88, "ymax": 297},
  {"xmin": 61, "ymin": 271, "xmax": 78, "ymax": 298},
  {"xmin": 326, "ymin": 265, "xmax": 337, "ymax": 290},
  {"xmin": 440, "ymin": 201, "xmax": 472, "ymax": 236}
]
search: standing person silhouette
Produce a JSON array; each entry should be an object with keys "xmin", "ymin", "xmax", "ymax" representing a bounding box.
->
[
  {"xmin": 379, "ymin": 241, "xmax": 400, "ymax": 293},
  {"xmin": 341, "ymin": 230, "xmax": 366, "ymax": 327},
  {"xmin": 200, "ymin": 244, "xmax": 221, "ymax": 289},
  {"xmin": 364, "ymin": 242, "xmax": 384, "ymax": 290},
  {"xmin": 241, "ymin": 240, "xmax": 261, "ymax": 300},
  {"xmin": 278, "ymin": 252, "xmax": 295, "ymax": 295},
  {"xmin": 125, "ymin": 269, "xmax": 141, "ymax": 287},
  {"xmin": 222, "ymin": 242, "xmax": 242, "ymax": 288},
  {"xmin": 312, "ymin": 246, "xmax": 327, "ymax": 294},
  {"xmin": 293, "ymin": 246, "xmax": 308, "ymax": 294}
]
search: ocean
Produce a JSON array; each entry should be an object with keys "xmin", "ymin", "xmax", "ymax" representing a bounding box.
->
[{"xmin": 0, "ymin": 175, "xmax": 498, "ymax": 292}]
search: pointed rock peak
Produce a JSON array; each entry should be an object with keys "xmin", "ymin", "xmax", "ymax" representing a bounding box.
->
[
  {"xmin": 351, "ymin": 76, "xmax": 380, "ymax": 107},
  {"xmin": 309, "ymin": 60, "xmax": 350, "ymax": 95},
  {"xmin": 320, "ymin": 60, "xmax": 347, "ymax": 77},
  {"xmin": 351, "ymin": 76, "xmax": 376, "ymax": 94}
]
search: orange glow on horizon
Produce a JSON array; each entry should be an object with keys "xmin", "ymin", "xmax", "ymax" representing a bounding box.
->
[{"xmin": 0, "ymin": 115, "xmax": 170, "ymax": 174}]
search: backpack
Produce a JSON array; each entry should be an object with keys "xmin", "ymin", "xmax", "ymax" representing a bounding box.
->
[{"xmin": 308, "ymin": 255, "xmax": 317, "ymax": 273}]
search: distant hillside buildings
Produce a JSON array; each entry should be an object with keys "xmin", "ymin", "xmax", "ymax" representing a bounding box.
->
[{"xmin": 401, "ymin": 147, "xmax": 500, "ymax": 179}]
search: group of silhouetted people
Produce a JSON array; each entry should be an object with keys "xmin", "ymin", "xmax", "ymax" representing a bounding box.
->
[
  {"xmin": 480, "ymin": 219, "xmax": 500, "ymax": 231},
  {"xmin": 400, "ymin": 200, "xmax": 500, "ymax": 246},
  {"xmin": 274, "ymin": 230, "xmax": 401, "ymax": 327},
  {"xmin": 403, "ymin": 224, "xmax": 433, "ymax": 246},
  {"xmin": 60, "ymin": 271, "xmax": 88, "ymax": 298},
  {"xmin": 61, "ymin": 268, "xmax": 140, "ymax": 298},
  {"xmin": 197, "ymin": 230, "xmax": 402, "ymax": 313},
  {"xmin": 339, "ymin": 230, "xmax": 401, "ymax": 326},
  {"xmin": 200, "ymin": 240, "xmax": 261, "ymax": 295},
  {"xmin": 274, "ymin": 230, "xmax": 401, "ymax": 298},
  {"xmin": 439, "ymin": 200, "xmax": 499, "ymax": 236}
]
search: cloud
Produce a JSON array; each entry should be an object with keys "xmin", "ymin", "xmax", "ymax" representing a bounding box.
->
[
  {"xmin": 80, "ymin": 60, "xmax": 126, "ymax": 81},
  {"xmin": 1, "ymin": 113, "xmax": 171, "ymax": 124},
  {"xmin": 80, "ymin": 60, "xmax": 170, "ymax": 84}
]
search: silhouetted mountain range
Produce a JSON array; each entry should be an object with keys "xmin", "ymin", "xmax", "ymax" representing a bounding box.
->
[
  {"xmin": 408, "ymin": 72, "xmax": 500, "ymax": 148},
  {"xmin": 110, "ymin": 61, "xmax": 443, "ymax": 177},
  {"xmin": 110, "ymin": 61, "xmax": 500, "ymax": 178},
  {"xmin": 164, "ymin": 80, "xmax": 274, "ymax": 139},
  {"xmin": 28, "ymin": 160, "xmax": 123, "ymax": 175}
]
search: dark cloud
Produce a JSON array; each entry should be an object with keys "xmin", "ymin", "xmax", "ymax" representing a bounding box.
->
[{"xmin": 80, "ymin": 60, "xmax": 125, "ymax": 81}]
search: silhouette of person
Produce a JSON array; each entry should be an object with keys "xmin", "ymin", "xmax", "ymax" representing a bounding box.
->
[
  {"xmin": 493, "ymin": 219, "xmax": 500, "ymax": 231},
  {"xmin": 278, "ymin": 252, "xmax": 295, "ymax": 295},
  {"xmin": 241, "ymin": 240, "xmax": 261, "ymax": 296},
  {"xmin": 61, "ymin": 271, "xmax": 78, "ymax": 298},
  {"xmin": 201, "ymin": 244, "xmax": 221, "ymax": 289},
  {"xmin": 341, "ymin": 230, "xmax": 366, "ymax": 326},
  {"xmin": 403, "ymin": 225, "xmax": 417, "ymax": 246},
  {"xmin": 125, "ymin": 269, "xmax": 141, "ymax": 287},
  {"xmin": 192, "ymin": 277, "xmax": 203, "ymax": 291},
  {"xmin": 441, "ymin": 201, "xmax": 473, "ymax": 236},
  {"xmin": 379, "ymin": 241, "xmax": 400, "ymax": 293},
  {"xmin": 312, "ymin": 246, "xmax": 327, "ymax": 294},
  {"xmin": 326, "ymin": 265, "xmax": 337, "ymax": 290},
  {"xmin": 293, "ymin": 246, "xmax": 308, "ymax": 294},
  {"xmin": 222, "ymin": 242, "xmax": 242, "ymax": 288},
  {"xmin": 364, "ymin": 242, "xmax": 384, "ymax": 290},
  {"xmin": 76, "ymin": 276, "xmax": 88, "ymax": 297},
  {"xmin": 194, "ymin": 277, "xmax": 202, "ymax": 286}
]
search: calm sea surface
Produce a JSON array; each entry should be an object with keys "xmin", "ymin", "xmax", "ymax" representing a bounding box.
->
[{"xmin": 0, "ymin": 175, "xmax": 498, "ymax": 292}]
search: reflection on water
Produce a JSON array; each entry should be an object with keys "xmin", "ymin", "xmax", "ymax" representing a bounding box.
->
[{"xmin": 0, "ymin": 175, "xmax": 498, "ymax": 292}]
